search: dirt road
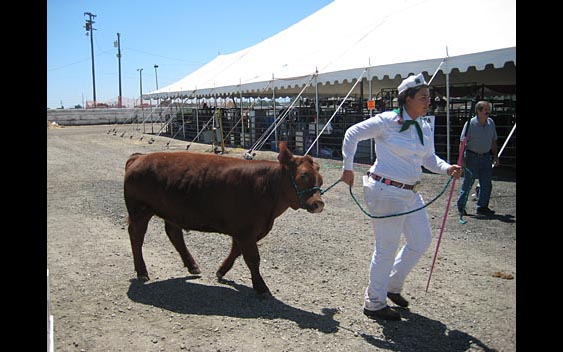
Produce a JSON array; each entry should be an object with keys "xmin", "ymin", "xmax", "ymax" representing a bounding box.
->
[{"xmin": 47, "ymin": 123, "xmax": 516, "ymax": 351}]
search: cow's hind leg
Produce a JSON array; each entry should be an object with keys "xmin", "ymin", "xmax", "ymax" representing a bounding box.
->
[
  {"xmin": 238, "ymin": 236, "xmax": 271, "ymax": 296},
  {"xmin": 127, "ymin": 209, "xmax": 153, "ymax": 282},
  {"xmin": 164, "ymin": 221, "xmax": 201, "ymax": 275},
  {"xmin": 216, "ymin": 238, "xmax": 241, "ymax": 280}
]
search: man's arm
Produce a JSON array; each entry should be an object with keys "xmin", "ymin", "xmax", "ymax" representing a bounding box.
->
[{"xmin": 491, "ymin": 138, "xmax": 499, "ymax": 166}]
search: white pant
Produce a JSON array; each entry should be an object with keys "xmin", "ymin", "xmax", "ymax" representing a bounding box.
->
[{"xmin": 362, "ymin": 175, "xmax": 432, "ymax": 310}]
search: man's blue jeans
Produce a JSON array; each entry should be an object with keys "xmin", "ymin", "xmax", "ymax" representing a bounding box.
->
[{"xmin": 457, "ymin": 151, "xmax": 493, "ymax": 212}]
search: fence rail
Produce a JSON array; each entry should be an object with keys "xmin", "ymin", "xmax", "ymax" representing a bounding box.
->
[{"xmin": 155, "ymin": 98, "xmax": 516, "ymax": 169}]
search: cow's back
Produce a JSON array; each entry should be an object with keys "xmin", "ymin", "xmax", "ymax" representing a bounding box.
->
[{"xmin": 124, "ymin": 151, "xmax": 283, "ymax": 234}]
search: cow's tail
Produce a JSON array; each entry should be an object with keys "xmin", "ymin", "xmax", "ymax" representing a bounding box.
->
[{"xmin": 125, "ymin": 153, "xmax": 144, "ymax": 171}]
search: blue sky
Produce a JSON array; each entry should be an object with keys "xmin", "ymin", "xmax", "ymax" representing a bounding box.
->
[{"xmin": 47, "ymin": 0, "xmax": 333, "ymax": 108}]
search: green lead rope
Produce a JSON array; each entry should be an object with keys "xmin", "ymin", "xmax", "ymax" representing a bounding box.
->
[
  {"xmin": 319, "ymin": 167, "xmax": 473, "ymax": 220},
  {"xmin": 348, "ymin": 177, "xmax": 452, "ymax": 219}
]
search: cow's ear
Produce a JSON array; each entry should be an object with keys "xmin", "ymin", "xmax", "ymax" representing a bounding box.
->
[{"xmin": 277, "ymin": 141, "xmax": 294, "ymax": 165}]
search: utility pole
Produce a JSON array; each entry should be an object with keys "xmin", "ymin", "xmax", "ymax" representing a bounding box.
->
[
  {"xmin": 115, "ymin": 33, "xmax": 122, "ymax": 108},
  {"xmin": 84, "ymin": 12, "xmax": 97, "ymax": 107}
]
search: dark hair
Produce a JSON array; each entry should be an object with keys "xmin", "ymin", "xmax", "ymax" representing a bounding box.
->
[{"xmin": 397, "ymin": 84, "xmax": 429, "ymax": 116}]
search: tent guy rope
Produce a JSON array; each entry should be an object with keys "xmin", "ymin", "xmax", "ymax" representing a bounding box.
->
[
  {"xmin": 305, "ymin": 69, "xmax": 367, "ymax": 156},
  {"xmin": 244, "ymin": 73, "xmax": 316, "ymax": 159}
]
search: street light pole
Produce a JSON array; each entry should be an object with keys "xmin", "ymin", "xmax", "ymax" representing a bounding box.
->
[
  {"xmin": 154, "ymin": 64, "xmax": 159, "ymax": 90},
  {"xmin": 137, "ymin": 68, "xmax": 144, "ymax": 106},
  {"xmin": 84, "ymin": 12, "xmax": 97, "ymax": 108},
  {"xmin": 153, "ymin": 64, "xmax": 159, "ymax": 134}
]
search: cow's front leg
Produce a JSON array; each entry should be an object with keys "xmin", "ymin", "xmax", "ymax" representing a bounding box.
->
[
  {"xmin": 239, "ymin": 236, "xmax": 271, "ymax": 296},
  {"xmin": 216, "ymin": 238, "xmax": 241, "ymax": 280},
  {"xmin": 164, "ymin": 221, "xmax": 201, "ymax": 275}
]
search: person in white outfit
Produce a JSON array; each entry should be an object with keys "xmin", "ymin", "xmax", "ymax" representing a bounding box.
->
[{"xmin": 340, "ymin": 73, "xmax": 462, "ymax": 321}]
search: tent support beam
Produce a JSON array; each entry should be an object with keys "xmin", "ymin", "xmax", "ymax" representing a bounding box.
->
[
  {"xmin": 315, "ymin": 69, "xmax": 319, "ymax": 156},
  {"xmin": 272, "ymin": 74, "xmax": 277, "ymax": 148},
  {"xmin": 240, "ymin": 83, "xmax": 245, "ymax": 148},
  {"xmin": 446, "ymin": 72, "xmax": 451, "ymax": 162},
  {"xmin": 367, "ymin": 62, "xmax": 374, "ymax": 161}
]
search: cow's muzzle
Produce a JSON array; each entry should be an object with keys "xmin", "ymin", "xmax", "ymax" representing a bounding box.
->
[{"xmin": 305, "ymin": 196, "xmax": 325, "ymax": 214}]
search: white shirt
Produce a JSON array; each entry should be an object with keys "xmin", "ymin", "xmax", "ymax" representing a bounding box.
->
[{"xmin": 342, "ymin": 109, "xmax": 451, "ymax": 185}]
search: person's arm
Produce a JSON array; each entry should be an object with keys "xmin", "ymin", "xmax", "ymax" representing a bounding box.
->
[
  {"xmin": 340, "ymin": 115, "xmax": 385, "ymax": 186},
  {"xmin": 490, "ymin": 119, "xmax": 499, "ymax": 166},
  {"xmin": 460, "ymin": 121, "xmax": 469, "ymax": 167},
  {"xmin": 491, "ymin": 138, "xmax": 499, "ymax": 166}
]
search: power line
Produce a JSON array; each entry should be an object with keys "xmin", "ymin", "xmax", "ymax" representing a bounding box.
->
[{"xmin": 123, "ymin": 46, "xmax": 205, "ymax": 64}]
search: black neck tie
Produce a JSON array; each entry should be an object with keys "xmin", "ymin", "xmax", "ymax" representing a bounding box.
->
[{"xmin": 400, "ymin": 119, "xmax": 424, "ymax": 145}]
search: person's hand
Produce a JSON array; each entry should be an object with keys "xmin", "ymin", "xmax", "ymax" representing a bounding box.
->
[
  {"xmin": 447, "ymin": 165, "xmax": 463, "ymax": 179},
  {"xmin": 340, "ymin": 170, "xmax": 354, "ymax": 187},
  {"xmin": 493, "ymin": 156, "xmax": 500, "ymax": 167}
]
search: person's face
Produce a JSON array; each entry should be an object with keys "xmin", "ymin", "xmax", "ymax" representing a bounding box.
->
[
  {"xmin": 406, "ymin": 87, "xmax": 430, "ymax": 118},
  {"xmin": 477, "ymin": 104, "xmax": 491, "ymax": 119}
]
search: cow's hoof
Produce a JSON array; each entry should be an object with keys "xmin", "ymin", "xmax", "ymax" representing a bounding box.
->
[
  {"xmin": 137, "ymin": 274, "xmax": 150, "ymax": 282},
  {"xmin": 188, "ymin": 266, "xmax": 201, "ymax": 275}
]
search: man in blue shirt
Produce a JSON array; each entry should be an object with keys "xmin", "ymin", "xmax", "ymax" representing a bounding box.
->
[{"xmin": 457, "ymin": 101, "xmax": 499, "ymax": 216}]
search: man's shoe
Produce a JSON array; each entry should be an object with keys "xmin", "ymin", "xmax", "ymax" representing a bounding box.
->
[
  {"xmin": 387, "ymin": 292, "xmax": 409, "ymax": 307},
  {"xmin": 476, "ymin": 207, "xmax": 495, "ymax": 216},
  {"xmin": 363, "ymin": 306, "xmax": 401, "ymax": 321}
]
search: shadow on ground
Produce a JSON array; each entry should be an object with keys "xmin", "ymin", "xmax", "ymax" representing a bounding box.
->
[
  {"xmin": 127, "ymin": 276, "xmax": 339, "ymax": 333},
  {"xmin": 359, "ymin": 308, "xmax": 497, "ymax": 352},
  {"xmin": 463, "ymin": 212, "xmax": 515, "ymax": 224}
]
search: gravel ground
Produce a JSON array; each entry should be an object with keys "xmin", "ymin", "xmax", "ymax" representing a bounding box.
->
[{"xmin": 47, "ymin": 123, "xmax": 516, "ymax": 352}]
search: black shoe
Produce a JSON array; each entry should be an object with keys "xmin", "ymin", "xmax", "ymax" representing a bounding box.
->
[
  {"xmin": 387, "ymin": 292, "xmax": 409, "ymax": 307},
  {"xmin": 363, "ymin": 306, "xmax": 401, "ymax": 321},
  {"xmin": 476, "ymin": 207, "xmax": 495, "ymax": 216}
]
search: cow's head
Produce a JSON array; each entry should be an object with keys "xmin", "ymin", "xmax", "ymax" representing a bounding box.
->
[{"xmin": 278, "ymin": 141, "xmax": 324, "ymax": 213}]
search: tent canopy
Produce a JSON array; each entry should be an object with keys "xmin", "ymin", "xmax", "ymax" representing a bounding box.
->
[{"xmin": 147, "ymin": 0, "xmax": 515, "ymax": 100}]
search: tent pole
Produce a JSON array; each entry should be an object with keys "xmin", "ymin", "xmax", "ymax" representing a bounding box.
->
[
  {"xmin": 240, "ymin": 80, "xmax": 244, "ymax": 148},
  {"xmin": 368, "ymin": 62, "xmax": 372, "ymax": 117},
  {"xmin": 181, "ymin": 98, "xmax": 186, "ymax": 140},
  {"xmin": 315, "ymin": 69, "xmax": 319, "ymax": 156},
  {"xmin": 446, "ymin": 71, "xmax": 451, "ymax": 163},
  {"xmin": 367, "ymin": 61, "xmax": 374, "ymax": 161},
  {"xmin": 272, "ymin": 74, "xmax": 277, "ymax": 150},
  {"xmin": 197, "ymin": 97, "xmax": 201, "ymax": 142},
  {"xmin": 150, "ymin": 97, "xmax": 154, "ymax": 134}
]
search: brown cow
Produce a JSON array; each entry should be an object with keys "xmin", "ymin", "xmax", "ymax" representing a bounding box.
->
[{"xmin": 123, "ymin": 142, "xmax": 324, "ymax": 296}]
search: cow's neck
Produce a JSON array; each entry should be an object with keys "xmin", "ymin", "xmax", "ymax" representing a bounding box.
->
[{"xmin": 272, "ymin": 166, "xmax": 299, "ymax": 217}]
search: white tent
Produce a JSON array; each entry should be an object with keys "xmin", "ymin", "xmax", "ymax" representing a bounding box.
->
[{"xmin": 146, "ymin": 0, "xmax": 515, "ymax": 100}]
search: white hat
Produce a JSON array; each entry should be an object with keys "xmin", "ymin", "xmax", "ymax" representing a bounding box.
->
[{"xmin": 397, "ymin": 73, "xmax": 427, "ymax": 94}]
